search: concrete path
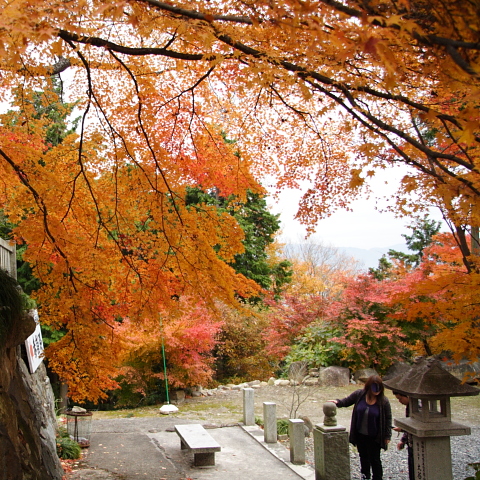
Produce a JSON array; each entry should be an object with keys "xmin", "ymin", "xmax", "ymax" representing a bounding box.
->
[{"xmin": 68, "ymin": 417, "xmax": 315, "ymax": 480}]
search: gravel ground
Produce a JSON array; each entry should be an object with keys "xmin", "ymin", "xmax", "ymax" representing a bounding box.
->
[{"xmin": 281, "ymin": 426, "xmax": 480, "ymax": 480}]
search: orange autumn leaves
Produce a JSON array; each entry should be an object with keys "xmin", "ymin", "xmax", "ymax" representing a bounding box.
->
[
  {"xmin": 388, "ymin": 233, "xmax": 480, "ymax": 365},
  {"xmin": 0, "ymin": 0, "xmax": 480, "ymax": 398},
  {"xmin": 0, "ymin": 87, "xmax": 261, "ymax": 401}
]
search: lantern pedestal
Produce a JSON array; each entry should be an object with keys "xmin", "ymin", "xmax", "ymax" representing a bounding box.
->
[
  {"xmin": 395, "ymin": 417, "xmax": 470, "ymax": 480},
  {"xmin": 384, "ymin": 358, "xmax": 479, "ymax": 480}
]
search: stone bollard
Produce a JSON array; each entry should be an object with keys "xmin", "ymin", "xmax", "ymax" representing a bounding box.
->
[
  {"xmin": 289, "ymin": 419, "xmax": 305, "ymax": 465},
  {"xmin": 314, "ymin": 402, "xmax": 350, "ymax": 480},
  {"xmin": 263, "ymin": 402, "xmax": 277, "ymax": 443},
  {"xmin": 243, "ymin": 388, "xmax": 255, "ymax": 426}
]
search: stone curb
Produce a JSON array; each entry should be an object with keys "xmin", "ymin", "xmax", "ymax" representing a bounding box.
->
[{"xmin": 241, "ymin": 425, "xmax": 315, "ymax": 480}]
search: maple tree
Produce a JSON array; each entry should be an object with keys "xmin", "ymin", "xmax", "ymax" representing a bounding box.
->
[
  {"xmin": 1, "ymin": 0, "xmax": 480, "ymax": 398},
  {"xmin": 0, "ymin": 84, "xmax": 261, "ymax": 401},
  {"xmin": 1, "ymin": 0, "xmax": 479, "ymax": 226},
  {"xmin": 324, "ymin": 273, "xmax": 408, "ymax": 373},
  {"xmin": 185, "ymin": 187, "xmax": 292, "ymax": 300},
  {"xmin": 263, "ymin": 293, "xmax": 329, "ymax": 364},
  {"xmin": 263, "ymin": 239, "xmax": 359, "ymax": 368},
  {"xmin": 116, "ymin": 297, "xmax": 223, "ymax": 403},
  {"xmin": 112, "ymin": 190, "xmax": 291, "ymax": 396},
  {"xmin": 388, "ymin": 232, "xmax": 480, "ymax": 365}
]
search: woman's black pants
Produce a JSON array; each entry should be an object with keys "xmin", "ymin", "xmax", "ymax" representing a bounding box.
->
[{"xmin": 356, "ymin": 433, "xmax": 383, "ymax": 480}]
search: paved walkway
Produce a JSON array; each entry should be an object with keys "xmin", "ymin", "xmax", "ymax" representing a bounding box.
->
[{"xmin": 68, "ymin": 417, "xmax": 315, "ymax": 480}]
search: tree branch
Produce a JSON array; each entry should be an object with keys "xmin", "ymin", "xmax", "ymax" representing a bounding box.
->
[
  {"xmin": 135, "ymin": 0, "xmax": 255, "ymax": 24},
  {"xmin": 58, "ymin": 30, "xmax": 205, "ymax": 60}
]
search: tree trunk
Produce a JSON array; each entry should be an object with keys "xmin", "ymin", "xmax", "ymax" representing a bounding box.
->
[
  {"xmin": 471, "ymin": 226, "xmax": 480, "ymax": 255},
  {"xmin": 454, "ymin": 225, "xmax": 473, "ymax": 272},
  {"xmin": 422, "ymin": 338, "xmax": 434, "ymax": 357}
]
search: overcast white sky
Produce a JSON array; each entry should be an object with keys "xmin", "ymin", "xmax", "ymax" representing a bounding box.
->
[{"xmin": 268, "ymin": 168, "xmax": 446, "ymax": 250}]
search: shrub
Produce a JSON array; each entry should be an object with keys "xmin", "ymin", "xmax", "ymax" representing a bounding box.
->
[
  {"xmin": 215, "ymin": 303, "xmax": 275, "ymax": 383},
  {"xmin": 56, "ymin": 427, "xmax": 81, "ymax": 460},
  {"xmin": 284, "ymin": 322, "xmax": 344, "ymax": 370}
]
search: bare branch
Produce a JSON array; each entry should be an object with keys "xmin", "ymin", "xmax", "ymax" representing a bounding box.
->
[{"xmin": 134, "ymin": 0, "xmax": 255, "ymax": 24}]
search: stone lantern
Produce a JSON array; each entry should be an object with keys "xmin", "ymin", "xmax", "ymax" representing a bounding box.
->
[{"xmin": 384, "ymin": 358, "xmax": 479, "ymax": 480}]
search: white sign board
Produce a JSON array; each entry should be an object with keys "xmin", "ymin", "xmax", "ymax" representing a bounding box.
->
[{"xmin": 25, "ymin": 309, "xmax": 44, "ymax": 374}]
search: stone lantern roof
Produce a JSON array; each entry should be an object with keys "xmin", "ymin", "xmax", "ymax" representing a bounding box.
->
[{"xmin": 384, "ymin": 357, "xmax": 480, "ymax": 398}]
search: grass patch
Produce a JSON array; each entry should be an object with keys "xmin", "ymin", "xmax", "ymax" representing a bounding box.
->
[{"xmin": 277, "ymin": 419, "xmax": 290, "ymax": 435}]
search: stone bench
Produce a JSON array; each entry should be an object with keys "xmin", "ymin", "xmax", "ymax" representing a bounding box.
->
[{"xmin": 174, "ymin": 424, "xmax": 221, "ymax": 466}]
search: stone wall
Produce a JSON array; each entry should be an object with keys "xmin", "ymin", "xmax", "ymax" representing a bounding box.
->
[{"xmin": 0, "ymin": 311, "xmax": 63, "ymax": 480}]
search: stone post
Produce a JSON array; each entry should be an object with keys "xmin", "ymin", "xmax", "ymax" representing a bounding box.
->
[
  {"xmin": 289, "ymin": 419, "xmax": 305, "ymax": 465},
  {"xmin": 243, "ymin": 388, "xmax": 255, "ymax": 426},
  {"xmin": 314, "ymin": 402, "xmax": 350, "ymax": 480},
  {"xmin": 263, "ymin": 402, "xmax": 277, "ymax": 443},
  {"xmin": 412, "ymin": 436, "xmax": 453, "ymax": 480}
]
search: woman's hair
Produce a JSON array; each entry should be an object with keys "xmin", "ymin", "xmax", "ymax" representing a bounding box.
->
[{"xmin": 364, "ymin": 375, "xmax": 385, "ymax": 399}]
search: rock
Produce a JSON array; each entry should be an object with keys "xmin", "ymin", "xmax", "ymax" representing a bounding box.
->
[
  {"xmin": 383, "ymin": 362, "xmax": 411, "ymax": 381},
  {"xmin": 309, "ymin": 368, "xmax": 320, "ymax": 377},
  {"xmin": 353, "ymin": 368, "xmax": 378, "ymax": 384},
  {"xmin": 440, "ymin": 358, "xmax": 480, "ymax": 384},
  {"xmin": 170, "ymin": 389, "xmax": 186, "ymax": 403},
  {"xmin": 267, "ymin": 377, "xmax": 276, "ymax": 386},
  {"xmin": 248, "ymin": 380, "xmax": 261, "ymax": 386},
  {"xmin": 0, "ymin": 272, "xmax": 63, "ymax": 480},
  {"xmin": 319, "ymin": 366, "xmax": 350, "ymax": 387},
  {"xmin": 0, "ymin": 350, "xmax": 63, "ymax": 479},
  {"xmin": 304, "ymin": 377, "xmax": 319, "ymax": 386},
  {"xmin": 274, "ymin": 379, "xmax": 291, "ymax": 386},
  {"xmin": 72, "ymin": 405, "xmax": 88, "ymax": 413}
]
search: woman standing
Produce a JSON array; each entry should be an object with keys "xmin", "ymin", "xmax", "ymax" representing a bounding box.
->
[{"xmin": 330, "ymin": 375, "xmax": 392, "ymax": 480}]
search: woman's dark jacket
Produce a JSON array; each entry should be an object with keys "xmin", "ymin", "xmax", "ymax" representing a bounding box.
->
[{"xmin": 336, "ymin": 389, "xmax": 392, "ymax": 450}]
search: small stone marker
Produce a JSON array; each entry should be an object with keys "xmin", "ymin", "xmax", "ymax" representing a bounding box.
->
[
  {"xmin": 289, "ymin": 419, "xmax": 305, "ymax": 465},
  {"xmin": 263, "ymin": 402, "xmax": 277, "ymax": 443},
  {"xmin": 313, "ymin": 402, "xmax": 350, "ymax": 480},
  {"xmin": 243, "ymin": 388, "xmax": 255, "ymax": 426},
  {"xmin": 322, "ymin": 402, "xmax": 337, "ymax": 426}
]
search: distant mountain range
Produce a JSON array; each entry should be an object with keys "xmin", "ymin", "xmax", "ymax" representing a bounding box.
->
[{"xmin": 339, "ymin": 244, "xmax": 410, "ymax": 270}]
